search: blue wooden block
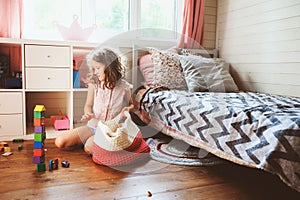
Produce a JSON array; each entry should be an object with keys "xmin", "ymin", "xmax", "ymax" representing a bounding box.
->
[{"xmin": 33, "ymin": 141, "xmax": 43, "ymax": 149}]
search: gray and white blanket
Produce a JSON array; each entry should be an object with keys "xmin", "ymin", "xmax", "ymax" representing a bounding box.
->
[{"xmin": 141, "ymin": 90, "xmax": 300, "ymax": 192}]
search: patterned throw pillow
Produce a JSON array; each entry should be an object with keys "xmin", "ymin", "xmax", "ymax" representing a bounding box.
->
[
  {"xmin": 150, "ymin": 49, "xmax": 187, "ymax": 90},
  {"xmin": 178, "ymin": 55, "xmax": 239, "ymax": 92}
]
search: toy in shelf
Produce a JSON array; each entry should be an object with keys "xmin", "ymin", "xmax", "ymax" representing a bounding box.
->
[
  {"xmin": 32, "ymin": 105, "xmax": 47, "ymax": 172},
  {"xmin": 73, "ymin": 59, "xmax": 80, "ymax": 88},
  {"xmin": 0, "ymin": 53, "xmax": 9, "ymax": 88},
  {"xmin": 73, "ymin": 56, "xmax": 89, "ymax": 88},
  {"xmin": 4, "ymin": 71, "xmax": 22, "ymax": 89},
  {"xmin": 52, "ymin": 111, "xmax": 70, "ymax": 130}
]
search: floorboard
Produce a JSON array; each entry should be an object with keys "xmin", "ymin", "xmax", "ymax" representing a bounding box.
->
[{"xmin": 0, "ymin": 139, "xmax": 299, "ymax": 200}]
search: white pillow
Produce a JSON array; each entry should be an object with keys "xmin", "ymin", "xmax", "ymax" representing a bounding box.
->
[{"xmin": 178, "ymin": 55, "xmax": 239, "ymax": 92}]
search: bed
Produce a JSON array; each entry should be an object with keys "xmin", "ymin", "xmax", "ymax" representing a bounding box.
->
[{"xmin": 130, "ymin": 46, "xmax": 300, "ymax": 192}]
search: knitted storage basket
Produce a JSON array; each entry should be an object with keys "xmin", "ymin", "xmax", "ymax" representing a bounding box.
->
[{"xmin": 92, "ymin": 112, "xmax": 150, "ymax": 166}]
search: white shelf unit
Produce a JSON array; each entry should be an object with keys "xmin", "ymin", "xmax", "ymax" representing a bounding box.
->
[{"xmin": 0, "ymin": 38, "xmax": 97, "ymax": 139}]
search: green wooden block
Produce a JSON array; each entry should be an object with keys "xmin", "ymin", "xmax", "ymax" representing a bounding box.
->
[
  {"xmin": 34, "ymin": 111, "xmax": 43, "ymax": 118},
  {"xmin": 34, "ymin": 133, "xmax": 43, "ymax": 142},
  {"xmin": 36, "ymin": 162, "xmax": 46, "ymax": 172}
]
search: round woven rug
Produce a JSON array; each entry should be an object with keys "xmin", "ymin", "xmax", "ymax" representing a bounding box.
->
[{"xmin": 147, "ymin": 138, "xmax": 224, "ymax": 166}]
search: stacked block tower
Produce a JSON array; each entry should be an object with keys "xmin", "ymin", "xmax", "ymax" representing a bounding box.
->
[{"xmin": 32, "ymin": 105, "xmax": 47, "ymax": 172}]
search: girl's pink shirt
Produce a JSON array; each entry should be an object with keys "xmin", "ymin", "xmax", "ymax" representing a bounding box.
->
[{"xmin": 87, "ymin": 79, "xmax": 132, "ymax": 129}]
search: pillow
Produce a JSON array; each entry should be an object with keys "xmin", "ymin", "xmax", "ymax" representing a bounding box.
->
[
  {"xmin": 178, "ymin": 48, "xmax": 211, "ymax": 58},
  {"xmin": 178, "ymin": 55, "xmax": 239, "ymax": 92},
  {"xmin": 150, "ymin": 49, "xmax": 187, "ymax": 90},
  {"xmin": 138, "ymin": 47, "xmax": 179, "ymax": 86},
  {"xmin": 138, "ymin": 54, "xmax": 154, "ymax": 85}
]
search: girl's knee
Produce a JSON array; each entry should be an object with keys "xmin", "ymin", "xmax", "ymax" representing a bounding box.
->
[
  {"xmin": 84, "ymin": 136, "xmax": 94, "ymax": 155},
  {"xmin": 55, "ymin": 136, "xmax": 65, "ymax": 149}
]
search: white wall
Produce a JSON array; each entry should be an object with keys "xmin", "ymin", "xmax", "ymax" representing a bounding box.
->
[{"xmin": 217, "ymin": 0, "xmax": 300, "ymax": 97}]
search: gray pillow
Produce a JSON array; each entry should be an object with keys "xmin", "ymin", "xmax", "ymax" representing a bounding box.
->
[{"xmin": 178, "ymin": 55, "xmax": 239, "ymax": 92}]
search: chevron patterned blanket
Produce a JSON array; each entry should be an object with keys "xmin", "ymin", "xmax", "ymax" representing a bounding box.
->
[{"xmin": 139, "ymin": 89, "xmax": 300, "ymax": 192}]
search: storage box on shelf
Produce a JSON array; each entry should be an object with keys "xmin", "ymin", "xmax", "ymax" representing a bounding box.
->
[{"xmin": 0, "ymin": 92, "xmax": 23, "ymax": 136}]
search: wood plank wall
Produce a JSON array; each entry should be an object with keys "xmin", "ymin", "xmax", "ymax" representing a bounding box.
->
[
  {"xmin": 203, "ymin": 0, "xmax": 218, "ymax": 50},
  {"xmin": 217, "ymin": 0, "xmax": 300, "ymax": 97}
]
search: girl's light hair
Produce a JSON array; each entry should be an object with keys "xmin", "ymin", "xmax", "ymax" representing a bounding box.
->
[{"xmin": 86, "ymin": 47, "xmax": 124, "ymax": 89}]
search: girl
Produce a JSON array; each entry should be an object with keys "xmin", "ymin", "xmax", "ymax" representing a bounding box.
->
[{"xmin": 55, "ymin": 47, "xmax": 134, "ymax": 154}]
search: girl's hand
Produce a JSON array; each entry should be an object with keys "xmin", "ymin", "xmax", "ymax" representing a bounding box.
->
[
  {"xmin": 81, "ymin": 113, "xmax": 94, "ymax": 122},
  {"xmin": 120, "ymin": 107, "xmax": 130, "ymax": 120}
]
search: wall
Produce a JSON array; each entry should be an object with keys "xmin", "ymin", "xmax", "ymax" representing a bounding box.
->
[
  {"xmin": 217, "ymin": 0, "xmax": 300, "ymax": 97},
  {"xmin": 203, "ymin": 0, "xmax": 218, "ymax": 49}
]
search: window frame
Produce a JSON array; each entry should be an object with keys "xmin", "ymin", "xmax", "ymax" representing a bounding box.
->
[{"xmin": 22, "ymin": 0, "xmax": 184, "ymax": 43}]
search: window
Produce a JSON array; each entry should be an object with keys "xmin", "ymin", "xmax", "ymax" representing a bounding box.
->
[{"xmin": 22, "ymin": 0, "xmax": 183, "ymax": 42}]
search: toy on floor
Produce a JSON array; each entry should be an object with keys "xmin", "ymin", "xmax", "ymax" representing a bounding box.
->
[
  {"xmin": 18, "ymin": 144, "xmax": 23, "ymax": 151},
  {"xmin": 49, "ymin": 158, "xmax": 59, "ymax": 171},
  {"xmin": 1, "ymin": 142, "xmax": 13, "ymax": 156},
  {"xmin": 12, "ymin": 138, "xmax": 24, "ymax": 143},
  {"xmin": 0, "ymin": 141, "xmax": 8, "ymax": 152},
  {"xmin": 61, "ymin": 160, "xmax": 70, "ymax": 168},
  {"xmin": 32, "ymin": 105, "xmax": 47, "ymax": 172}
]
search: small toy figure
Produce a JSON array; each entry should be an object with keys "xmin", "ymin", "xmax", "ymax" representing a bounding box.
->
[
  {"xmin": 49, "ymin": 159, "xmax": 53, "ymax": 171},
  {"xmin": 18, "ymin": 144, "xmax": 23, "ymax": 151},
  {"xmin": 61, "ymin": 160, "xmax": 70, "ymax": 168},
  {"xmin": 49, "ymin": 158, "xmax": 59, "ymax": 171},
  {"xmin": 0, "ymin": 142, "xmax": 8, "ymax": 152}
]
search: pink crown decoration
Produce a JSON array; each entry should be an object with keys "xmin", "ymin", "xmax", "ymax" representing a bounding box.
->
[{"xmin": 56, "ymin": 15, "xmax": 96, "ymax": 41}]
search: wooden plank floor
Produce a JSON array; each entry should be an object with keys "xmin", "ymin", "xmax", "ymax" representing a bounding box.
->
[{"xmin": 1, "ymin": 139, "xmax": 299, "ymax": 200}]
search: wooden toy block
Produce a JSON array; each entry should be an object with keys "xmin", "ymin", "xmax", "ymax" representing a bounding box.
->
[
  {"xmin": 32, "ymin": 155, "xmax": 45, "ymax": 164},
  {"xmin": 33, "ymin": 149, "xmax": 44, "ymax": 157},
  {"xmin": 36, "ymin": 163, "xmax": 46, "ymax": 172},
  {"xmin": 34, "ymin": 133, "xmax": 43, "ymax": 142},
  {"xmin": 33, "ymin": 141, "xmax": 43, "ymax": 149},
  {"xmin": 0, "ymin": 142, "xmax": 8, "ymax": 152},
  {"xmin": 0, "ymin": 141, "xmax": 8, "ymax": 148},
  {"xmin": 34, "ymin": 118, "xmax": 45, "ymax": 126},
  {"xmin": 4, "ymin": 146, "xmax": 11, "ymax": 153},
  {"xmin": 34, "ymin": 126, "xmax": 45, "ymax": 133},
  {"xmin": 34, "ymin": 111, "xmax": 45, "ymax": 118},
  {"xmin": 34, "ymin": 105, "xmax": 46, "ymax": 118}
]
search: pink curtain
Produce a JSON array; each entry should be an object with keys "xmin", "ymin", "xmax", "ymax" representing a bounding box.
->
[
  {"xmin": 178, "ymin": 0, "xmax": 205, "ymax": 49},
  {"xmin": 0, "ymin": 0, "xmax": 23, "ymax": 38},
  {"xmin": 0, "ymin": 0, "xmax": 23, "ymax": 73}
]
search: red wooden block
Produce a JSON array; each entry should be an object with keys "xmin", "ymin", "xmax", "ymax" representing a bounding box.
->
[{"xmin": 33, "ymin": 149, "xmax": 44, "ymax": 157}]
